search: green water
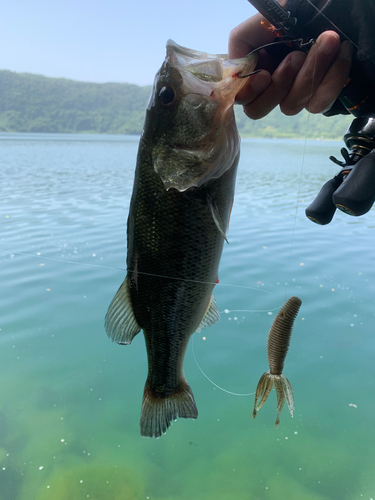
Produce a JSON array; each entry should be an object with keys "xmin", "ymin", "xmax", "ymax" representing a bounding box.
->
[{"xmin": 1, "ymin": 132, "xmax": 375, "ymax": 500}]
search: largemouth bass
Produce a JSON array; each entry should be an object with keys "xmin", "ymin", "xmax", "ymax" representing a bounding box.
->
[{"xmin": 105, "ymin": 40, "xmax": 257, "ymax": 438}]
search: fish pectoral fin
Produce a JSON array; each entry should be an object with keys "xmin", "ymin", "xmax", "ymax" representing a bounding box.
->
[
  {"xmin": 206, "ymin": 194, "xmax": 229, "ymax": 244},
  {"xmin": 196, "ymin": 295, "xmax": 220, "ymax": 333},
  {"xmin": 104, "ymin": 276, "xmax": 141, "ymax": 345}
]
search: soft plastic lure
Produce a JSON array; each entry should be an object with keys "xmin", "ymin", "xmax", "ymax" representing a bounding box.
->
[{"xmin": 253, "ymin": 296, "xmax": 302, "ymax": 427}]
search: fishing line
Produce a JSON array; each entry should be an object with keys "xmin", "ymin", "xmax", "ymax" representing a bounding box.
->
[
  {"xmin": 123, "ymin": 270, "xmax": 276, "ymax": 293},
  {"xmin": 305, "ymin": 0, "xmax": 375, "ymax": 66},
  {"xmin": 246, "ymin": 38, "xmax": 315, "ymax": 59},
  {"xmin": 305, "ymin": 0, "xmax": 361, "ymax": 49},
  {"xmin": 283, "ymin": 34, "xmax": 319, "ymax": 301},
  {"xmin": 284, "ymin": 0, "xmax": 375, "ymax": 299},
  {"xmin": 0, "ymin": 249, "xmax": 125, "ymax": 272},
  {"xmin": 284, "ymin": 137, "xmax": 308, "ymax": 302},
  {"xmin": 219, "ymin": 307, "xmax": 281, "ymax": 313},
  {"xmin": 191, "ymin": 331, "xmax": 255, "ymax": 397},
  {"xmin": 191, "ymin": 301, "xmax": 284, "ymax": 396},
  {"xmin": 0, "ymin": 247, "xmax": 278, "ymax": 293},
  {"xmin": 192, "ymin": 300, "xmax": 287, "ymax": 397},
  {"xmin": 3, "ymin": 247, "xmax": 276, "ymax": 396},
  {"xmin": 1, "ymin": 246, "xmax": 277, "ymax": 396},
  {"xmin": 191, "ymin": 39, "xmax": 320, "ymax": 392}
]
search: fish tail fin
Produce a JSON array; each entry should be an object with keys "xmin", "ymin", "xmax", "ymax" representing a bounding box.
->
[{"xmin": 140, "ymin": 380, "xmax": 198, "ymax": 438}]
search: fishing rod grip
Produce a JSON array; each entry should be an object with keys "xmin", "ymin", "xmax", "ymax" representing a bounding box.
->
[
  {"xmin": 332, "ymin": 150, "xmax": 375, "ymax": 216},
  {"xmin": 247, "ymin": 0, "xmax": 298, "ymax": 33},
  {"xmin": 338, "ymin": 77, "xmax": 374, "ymax": 118},
  {"xmin": 305, "ymin": 176, "xmax": 342, "ymax": 225}
]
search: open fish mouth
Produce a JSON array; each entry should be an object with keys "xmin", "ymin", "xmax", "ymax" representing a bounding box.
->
[
  {"xmin": 145, "ymin": 40, "xmax": 259, "ymax": 192},
  {"xmin": 166, "ymin": 39, "xmax": 229, "ymax": 84},
  {"xmin": 166, "ymin": 39, "xmax": 258, "ymax": 100}
]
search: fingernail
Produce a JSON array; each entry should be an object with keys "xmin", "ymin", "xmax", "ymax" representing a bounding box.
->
[
  {"xmin": 320, "ymin": 34, "xmax": 339, "ymax": 55},
  {"xmin": 250, "ymin": 71, "xmax": 271, "ymax": 92}
]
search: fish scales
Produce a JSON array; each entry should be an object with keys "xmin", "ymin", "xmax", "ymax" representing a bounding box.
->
[
  {"xmin": 128, "ymin": 152, "xmax": 238, "ymax": 393},
  {"xmin": 105, "ymin": 40, "xmax": 257, "ymax": 438}
]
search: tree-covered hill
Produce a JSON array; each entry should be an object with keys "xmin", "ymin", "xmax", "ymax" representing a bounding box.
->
[
  {"xmin": 234, "ymin": 105, "xmax": 352, "ymax": 140},
  {"xmin": 0, "ymin": 70, "xmax": 152, "ymax": 134},
  {"xmin": 0, "ymin": 69, "xmax": 352, "ymax": 138}
]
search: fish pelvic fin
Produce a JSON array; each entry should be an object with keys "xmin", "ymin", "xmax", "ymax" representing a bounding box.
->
[
  {"xmin": 196, "ymin": 295, "xmax": 220, "ymax": 333},
  {"xmin": 140, "ymin": 380, "xmax": 198, "ymax": 438},
  {"xmin": 104, "ymin": 276, "xmax": 141, "ymax": 345}
]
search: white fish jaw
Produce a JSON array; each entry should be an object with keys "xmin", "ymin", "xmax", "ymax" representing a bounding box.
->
[{"xmin": 149, "ymin": 40, "xmax": 258, "ymax": 192}]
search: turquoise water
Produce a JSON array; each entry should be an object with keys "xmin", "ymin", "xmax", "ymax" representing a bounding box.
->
[{"xmin": 1, "ymin": 131, "xmax": 375, "ymax": 500}]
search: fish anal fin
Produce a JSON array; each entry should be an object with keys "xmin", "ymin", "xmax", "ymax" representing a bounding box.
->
[
  {"xmin": 196, "ymin": 295, "xmax": 220, "ymax": 333},
  {"xmin": 206, "ymin": 194, "xmax": 229, "ymax": 244},
  {"xmin": 105, "ymin": 276, "xmax": 141, "ymax": 345},
  {"xmin": 140, "ymin": 380, "xmax": 198, "ymax": 438}
]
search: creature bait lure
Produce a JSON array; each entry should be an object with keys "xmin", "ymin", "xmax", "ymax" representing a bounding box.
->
[{"xmin": 253, "ymin": 296, "xmax": 302, "ymax": 427}]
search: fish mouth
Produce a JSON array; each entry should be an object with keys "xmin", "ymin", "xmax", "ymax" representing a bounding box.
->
[
  {"xmin": 166, "ymin": 39, "xmax": 228, "ymax": 60},
  {"xmin": 151, "ymin": 40, "xmax": 258, "ymax": 192},
  {"xmin": 166, "ymin": 39, "xmax": 258, "ymax": 87}
]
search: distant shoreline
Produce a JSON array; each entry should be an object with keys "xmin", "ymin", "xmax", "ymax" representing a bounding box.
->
[
  {"xmin": 0, "ymin": 131, "xmax": 344, "ymax": 142},
  {"xmin": 0, "ymin": 68, "xmax": 352, "ymax": 139}
]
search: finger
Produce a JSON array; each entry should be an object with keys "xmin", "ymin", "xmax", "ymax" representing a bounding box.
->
[
  {"xmin": 280, "ymin": 31, "xmax": 342, "ymax": 115},
  {"xmin": 306, "ymin": 40, "xmax": 353, "ymax": 113},
  {"xmin": 228, "ymin": 13, "xmax": 274, "ymax": 59},
  {"xmin": 235, "ymin": 70, "xmax": 272, "ymax": 106},
  {"xmin": 242, "ymin": 51, "xmax": 306, "ymax": 119},
  {"xmin": 228, "ymin": 0, "xmax": 287, "ymax": 59}
]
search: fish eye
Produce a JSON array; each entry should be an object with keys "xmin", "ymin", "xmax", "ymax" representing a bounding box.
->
[{"xmin": 158, "ymin": 86, "xmax": 176, "ymax": 106}]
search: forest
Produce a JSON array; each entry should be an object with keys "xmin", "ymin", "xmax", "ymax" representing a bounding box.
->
[{"xmin": 0, "ymin": 69, "xmax": 352, "ymax": 139}]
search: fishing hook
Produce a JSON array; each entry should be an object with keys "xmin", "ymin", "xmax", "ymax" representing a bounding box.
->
[{"xmin": 237, "ymin": 38, "xmax": 315, "ymax": 79}]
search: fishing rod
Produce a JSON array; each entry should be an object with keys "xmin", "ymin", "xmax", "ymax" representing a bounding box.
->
[{"xmin": 247, "ymin": 0, "xmax": 375, "ymax": 224}]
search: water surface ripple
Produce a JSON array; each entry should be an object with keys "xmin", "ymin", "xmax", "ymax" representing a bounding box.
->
[{"xmin": 1, "ymin": 133, "xmax": 375, "ymax": 500}]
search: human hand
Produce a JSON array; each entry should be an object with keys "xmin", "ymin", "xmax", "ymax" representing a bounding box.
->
[{"xmin": 228, "ymin": 9, "xmax": 353, "ymax": 119}]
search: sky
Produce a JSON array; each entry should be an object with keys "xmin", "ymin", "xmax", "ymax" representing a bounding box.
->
[{"xmin": 1, "ymin": 0, "xmax": 257, "ymax": 87}]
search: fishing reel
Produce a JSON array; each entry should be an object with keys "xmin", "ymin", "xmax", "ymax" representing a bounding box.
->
[
  {"xmin": 305, "ymin": 117, "xmax": 375, "ymax": 225},
  {"xmin": 246, "ymin": 0, "xmax": 375, "ymax": 224}
]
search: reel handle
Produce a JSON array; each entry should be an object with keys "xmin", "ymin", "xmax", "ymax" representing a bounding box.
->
[
  {"xmin": 306, "ymin": 150, "xmax": 375, "ymax": 224},
  {"xmin": 305, "ymin": 176, "xmax": 342, "ymax": 225},
  {"xmin": 306, "ymin": 118, "xmax": 375, "ymax": 225},
  {"xmin": 333, "ymin": 150, "xmax": 375, "ymax": 216}
]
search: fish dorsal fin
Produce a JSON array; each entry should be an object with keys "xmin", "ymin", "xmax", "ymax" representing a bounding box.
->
[
  {"xmin": 206, "ymin": 194, "xmax": 229, "ymax": 243},
  {"xmin": 196, "ymin": 296, "xmax": 220, "ymax": 333},
  {"xmin": 105, "ymin": 276, "xmax": 141, "ymax": 345}
]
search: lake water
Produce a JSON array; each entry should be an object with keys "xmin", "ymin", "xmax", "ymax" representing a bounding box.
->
[{"xmin": 1, "ymin": 131, "xmax": 375, "ymax": 500}]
